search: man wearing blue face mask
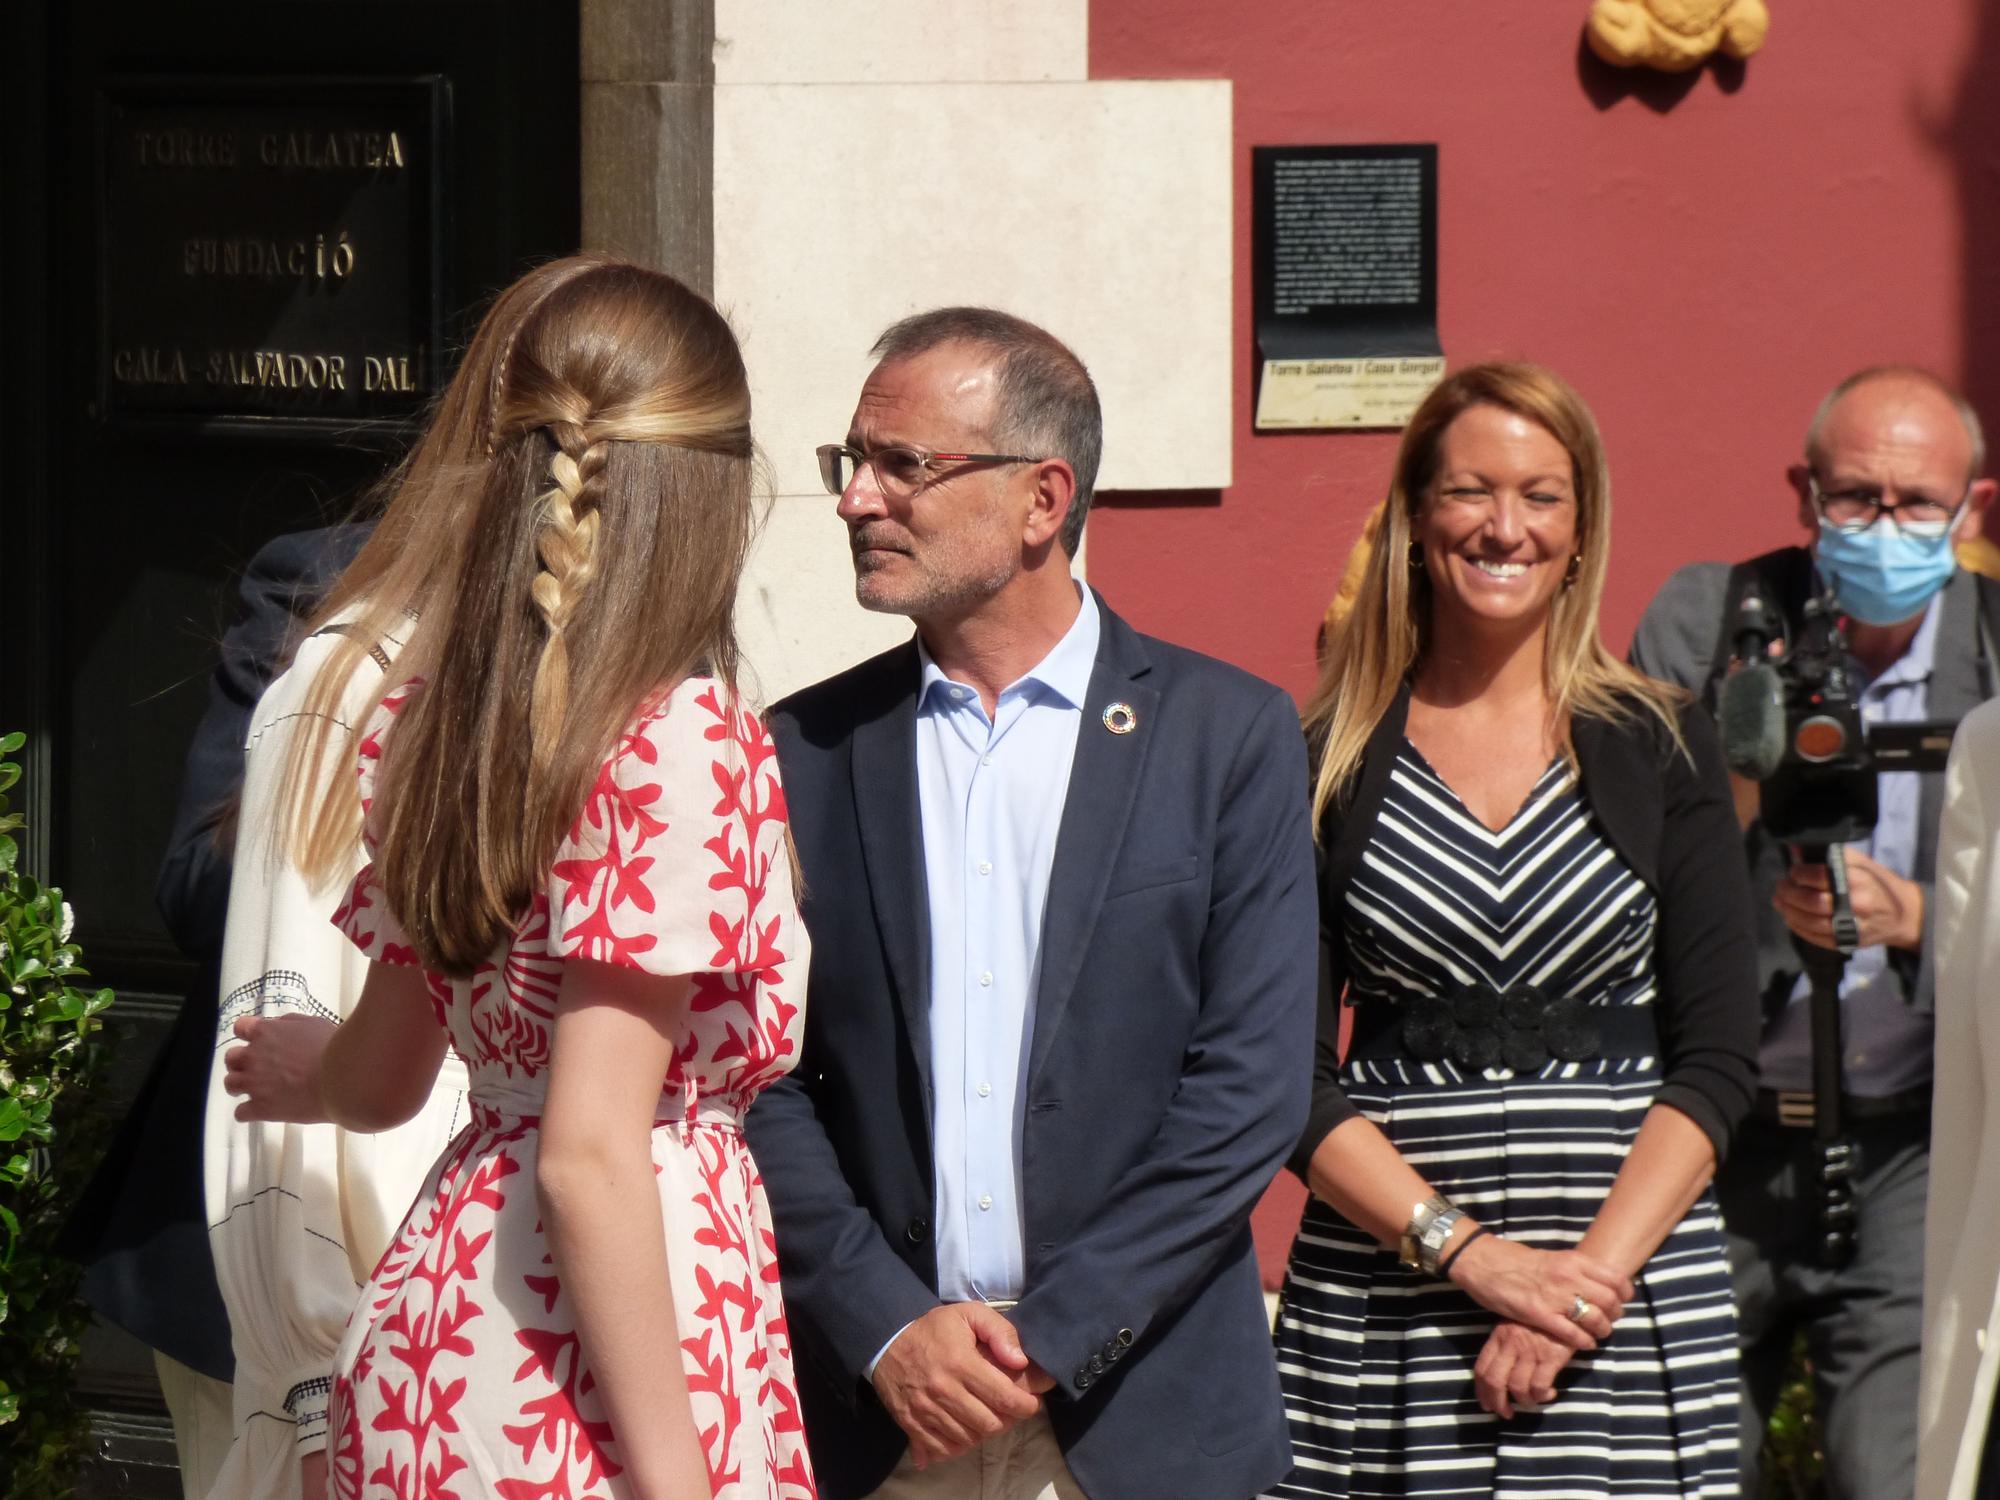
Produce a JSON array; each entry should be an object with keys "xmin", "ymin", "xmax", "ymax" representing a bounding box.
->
[{"xmin": 1631, "ymin": 366, "xmax": 1999, "ymax": 1500}]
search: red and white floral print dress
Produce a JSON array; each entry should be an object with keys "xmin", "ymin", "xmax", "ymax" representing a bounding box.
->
[{"xmin": 326, "ymin": 677, "xmax": 815, "ymax": 1500}]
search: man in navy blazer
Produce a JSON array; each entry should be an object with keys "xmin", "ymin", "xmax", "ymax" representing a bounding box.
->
[{"xmin": 745, "ymin": 308, "xmax": 1317, "ymax": 1500}]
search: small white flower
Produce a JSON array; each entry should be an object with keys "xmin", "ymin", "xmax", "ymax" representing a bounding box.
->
[{"xmin": 59, "ymin": 902, "xmax": 74, "ymax": 943}]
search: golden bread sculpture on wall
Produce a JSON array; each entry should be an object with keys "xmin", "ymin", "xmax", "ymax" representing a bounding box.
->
[{"xmin": 1586, "ymin": 0, "xmax": 1769, "ymax": 71}]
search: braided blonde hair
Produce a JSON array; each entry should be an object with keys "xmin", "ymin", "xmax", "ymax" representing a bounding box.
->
[
  {"xmin": 526, "ymin": 418, "xmax": 606, "ymax": 765},
  {"xmin": 278, "ymin": 254, "xmax": 755, "ymax": 974}
]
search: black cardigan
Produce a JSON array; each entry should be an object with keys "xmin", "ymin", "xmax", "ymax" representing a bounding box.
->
[{"xmin": 1288, "ymin": 684, "xmax": 1762, "ymax": 1180}]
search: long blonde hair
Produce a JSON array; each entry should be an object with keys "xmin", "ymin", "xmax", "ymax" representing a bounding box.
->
[
  {"xmin": 1305, "ymin": 361, "xmax": 1684, "ymax": 826},
  {"xmin": 279, "ymin": 253, "xmax": 756, "ymax": 974}
]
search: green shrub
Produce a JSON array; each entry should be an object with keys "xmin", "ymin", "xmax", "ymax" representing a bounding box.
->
[
  {"xmin": 0, "ymin": 730, "xmax": 115, "ymax": 1496},
  {"xmin": 1760, "ymin": 1332, "xmax": 1827, "ymax": 1498}
]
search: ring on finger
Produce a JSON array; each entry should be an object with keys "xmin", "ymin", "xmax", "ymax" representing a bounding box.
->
[{"xmin": 1567, "ymin": 1294, "xmax": 1593, "ymax": 1324}]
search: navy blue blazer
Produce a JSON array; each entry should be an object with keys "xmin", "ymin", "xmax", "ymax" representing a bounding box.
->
[
  {"xmin": 64, "ymin": 523, "xmax": 372, "ymax": 1379},
  {"xmin": 746, "ymin": 596, "xmax": 1318, "ymax": 1500}
]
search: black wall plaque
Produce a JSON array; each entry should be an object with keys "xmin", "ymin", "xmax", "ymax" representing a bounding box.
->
[
  {"xmin": 1253, "ymin": 143, "xmax": 1440, "ymax": 361},
  {"xmin": 98, "ymin": 75, "xmax": 446, "ymax": 434},
  {"xmin": 1252, "ymin": 143, "xmax": 1443, "ymax": 429}
]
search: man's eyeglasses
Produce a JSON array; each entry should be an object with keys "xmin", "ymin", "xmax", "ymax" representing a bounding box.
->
[
  {"xmin": 816, "ymin": 442, "xmax": 1043, "ymax": 500},
  {"xmin": 1810, "ymin": 475, "xmax": 1966, "ymax": 541}
]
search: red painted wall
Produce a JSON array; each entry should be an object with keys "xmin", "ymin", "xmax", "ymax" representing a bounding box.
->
[{"xmin": 1087, "ymin": 1, "xmax": 2000, "ymax": 1283}]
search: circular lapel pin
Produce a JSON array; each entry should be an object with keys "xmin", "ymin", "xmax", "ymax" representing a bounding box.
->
[{"xmin": 1102, "ymin": 701, "xmax": 1138, "ymax": 735}]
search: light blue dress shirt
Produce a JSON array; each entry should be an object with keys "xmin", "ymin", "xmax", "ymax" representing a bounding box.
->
[
  {"xmin": 1762, "ymin": 591, "xmax": 1940, "ymax": 1095},
  {"xmin": 915, "ymin": 585, "xmax": 1099, "ymax": 1305}
]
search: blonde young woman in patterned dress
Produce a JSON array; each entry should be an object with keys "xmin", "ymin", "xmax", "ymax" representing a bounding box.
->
[{"xmin": 237, "ymin": 254, "xmax": 816, "ymax": 1500}]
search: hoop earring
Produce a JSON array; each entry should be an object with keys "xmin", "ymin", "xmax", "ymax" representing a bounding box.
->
[
  {"xmin": 1408, "ymin": 541, "xmax": 1425, "ymax": 572},
  {"xmin": 1563, "ymin": 554, "xmax": 1582, "ymax": 590}
]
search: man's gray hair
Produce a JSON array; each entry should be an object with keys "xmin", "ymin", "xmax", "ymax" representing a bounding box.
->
[
  {"xmin": 871, "ymin": 307, "xmax": 1103, "ymax": 556},
  {"xmin": 1805, "ymin": 364, "xmax": 1987, "ymax": 483}
]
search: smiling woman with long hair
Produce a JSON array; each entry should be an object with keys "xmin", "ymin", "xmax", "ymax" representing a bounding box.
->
[
  {"xmin": 254, "ymin": 254, "xmax": 815, "ymax": 1500},
  {"xmin": 1264, "ymin": 363, "xmax": 1759, "ymax": 1499}
]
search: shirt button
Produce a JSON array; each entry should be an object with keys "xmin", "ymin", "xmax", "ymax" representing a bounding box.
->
[
  {"xmin": 954, "ymin": 687, "xmax": 971, "ymax": 700},
  {"xmin": 977, "ymin": 1082, "xmax": 992, "ymax": 1097},
  {"xmin": 978, "ymin": 1194, "xmax": 993, "ymax": 1211},
  {"xmin": 981, "ymin": 755, "xmax": 993, "ymax": 767},
  {"xmin": 978, "ymin": 861, "xmax": 993, "ymax": 876},
  {"xmin": 979, "ymin": 971, "xmax": 993, "ymax": 987}
]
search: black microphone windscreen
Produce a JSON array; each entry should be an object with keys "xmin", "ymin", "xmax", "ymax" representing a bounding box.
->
[{"xmin": 1719, "ymin": 664, "xmax": 1787, "ymax": 780}]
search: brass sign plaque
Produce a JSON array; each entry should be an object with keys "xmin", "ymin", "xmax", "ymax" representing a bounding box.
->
[{"xmin": 97, "ymin": 76, "xmax": 448, "ymax": 434}]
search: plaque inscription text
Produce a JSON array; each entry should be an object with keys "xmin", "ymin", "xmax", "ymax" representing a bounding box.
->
[{"xmin": 98, "ymin": 77, "xmax": 445, "ymax": 432}]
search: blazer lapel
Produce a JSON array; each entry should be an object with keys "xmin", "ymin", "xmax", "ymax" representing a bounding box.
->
[
  {"xmin": 1573, "ymin": 709, "xmax": 1662, "ymax": 892},
  {"xmin": 1321, "ymin": 682, "xmax": 1409, "ymax": 896},
  {"xmin": 1028, "ymin": 602, "xmax": 1158, "ymax": 1083},
  {"xmin": 1925, "ymin": 567, "xmax": 1985, "ymax": 842},
  {"xmin": 850, "ymin": 644, "xmax": 934, "ymax": 1099},
  {"xmin": 1929, "ymin": 566, "xmax": 1985, "ymax": 724}
]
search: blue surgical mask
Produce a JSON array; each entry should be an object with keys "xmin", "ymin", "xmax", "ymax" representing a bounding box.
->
[{"xmin": 1815, "ymin": 518, "xmax": 1958, "ymax": 625}]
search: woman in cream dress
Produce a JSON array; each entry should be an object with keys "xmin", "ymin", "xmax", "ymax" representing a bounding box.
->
[
  {"xmin": 1921, "ymin": 696, "xmax": 2000, "ymax": 1500},
  {"xmin": 202, "ymin": 612, "xmax": 469, "ymax": 1500}
]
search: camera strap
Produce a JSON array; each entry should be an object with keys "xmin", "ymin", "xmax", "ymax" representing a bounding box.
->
[{"xmin": 1977, "ymin": 573, "xmax": 2000, "ymax": 699}]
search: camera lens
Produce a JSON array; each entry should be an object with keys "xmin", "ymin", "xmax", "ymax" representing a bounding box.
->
[{"xmin": 1794, "ymin": 715, "xmax": 1850, "ymax": 762}]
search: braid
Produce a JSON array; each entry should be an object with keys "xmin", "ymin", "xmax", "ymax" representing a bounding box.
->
[
  {"xmin": 484, "ymin": 330, "xmax": 519, "ymax": 455},
  {"xmin": 482, "ymin": 259, "xmax": 599, "ymax": 455},
  {"xmin": 527, "ymin": 416, "xmax": 611, "ymax": 769}
]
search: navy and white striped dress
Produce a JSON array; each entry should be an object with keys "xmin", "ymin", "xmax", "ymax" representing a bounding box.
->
[{"xmin": 1266, "ymin": 742, "xmax": 1739, "ymax": 1500}]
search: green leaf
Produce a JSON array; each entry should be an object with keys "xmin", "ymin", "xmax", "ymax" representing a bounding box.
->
[
  {"xmin": 0, "ymin": 730, "xmax": 116, "ymax": 1482},
  {"xmin": 0, "ymin": 731, "xmax": 22, "ymax": 752},
  {"xmin": 32, "ymin": 992, "xmax": 80, "ymax": 1025}
]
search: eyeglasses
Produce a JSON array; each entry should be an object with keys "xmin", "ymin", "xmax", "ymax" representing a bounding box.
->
[
  {"xmin": 815, "ymin": 442, "xmax": 1043, "ymax": 500},
  {"xmin": 1809, "ymin": 475, "xmax": 1966, "ymax": 541}
]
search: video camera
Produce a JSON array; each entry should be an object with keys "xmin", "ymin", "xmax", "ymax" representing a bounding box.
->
[
  {"xmin": 1713, "ymin": 574, "xmax": 1956, "ymax": 1269},
  {"xmin": 1717, "ymin": 582, "xmax": 1956, "ymax": 849}
]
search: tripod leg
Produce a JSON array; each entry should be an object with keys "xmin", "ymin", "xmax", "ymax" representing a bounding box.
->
[{"xmin": 1793, "ymin": 842, "xmax": 1858, "ymax": 1268}]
